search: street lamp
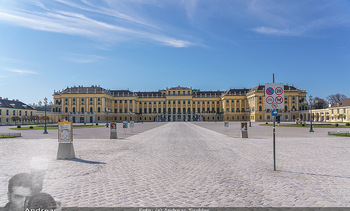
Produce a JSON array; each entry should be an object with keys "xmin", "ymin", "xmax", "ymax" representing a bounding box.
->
[
  {"xmin": 309, "ymin": 95, "xmax": 314, "ymax": 132},
  {"xmin": 38, "ymin": 97, "xmax": 52, "ymax": 134},
  {"xmin": 105, "ymin": 108, "xmax": 110, "ymax": 127}
]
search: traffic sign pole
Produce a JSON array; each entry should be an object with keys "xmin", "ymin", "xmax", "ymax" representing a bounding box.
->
[{"xmin": 273, "ymin": 114, "xmax": 276, "ymax": 171}]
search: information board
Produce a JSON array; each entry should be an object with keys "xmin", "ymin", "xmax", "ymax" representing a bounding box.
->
[
  {"xmin": 123, "ymin": 122, "xmax": 128, "ymax": 128},
  {"xmin": 130, "ymin": 121, "xmax": 134, "ymax": 128},
  {"xmin": 110, "ymin": 122, "xmax": 117, "ymax": 132},
  {"xmin": 58, "ymin": 122, "xmax": 73, "ymax": 143},
  {"xmin": 265, "ymin": 83, "xmax": 284, "ymax": 110}
]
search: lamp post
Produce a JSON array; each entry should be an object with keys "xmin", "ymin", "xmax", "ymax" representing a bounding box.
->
[
  {"xmin": 309, "ymin": 95, "xmax": 314, "ymax": 132},
  {"xmin": 38, "ymin": 98, "xmax": 52, "ymax": 134},
  {"xmin": 105, "ymin": 108, "xmax": 110, "ymax": 127}
]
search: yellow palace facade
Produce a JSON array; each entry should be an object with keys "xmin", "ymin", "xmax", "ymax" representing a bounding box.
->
[{"xmin": 50, "ymin": 84, "xmax": 308, "ymax": 123}]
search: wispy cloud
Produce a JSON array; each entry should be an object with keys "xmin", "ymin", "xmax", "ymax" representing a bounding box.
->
[
  {"xmin": 7, "ymin": 68, "xmax": 38, "ymax": 75},
  {"xmin": 247, "ymin": 0, "xmax": 350, "ymax": 37},
  {"xmin": 0, "ymin": 0, "xmax": 194, "ymax": 47},
  {"xmin": 252, "ymin": 27, "xmax": 301, "ymax": 36}
]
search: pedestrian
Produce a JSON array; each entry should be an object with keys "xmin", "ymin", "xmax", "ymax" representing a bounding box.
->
[{"xmin": 4, "ymin": 173, "xmax": 34, "ymax": 211}]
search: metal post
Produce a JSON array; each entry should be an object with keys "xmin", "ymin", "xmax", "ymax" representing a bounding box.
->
[
  {"xmin": 309, "ymin": 95, "xmax": 314, "ymax": 132},
  {"xmin": 273, "ymin": 115, "xmax": 276, "ymax": 171},
  {"xmin": 43, "ymin": 104, "xmax": 48, "ymax": 134},
  {"xmin": 272, "ymin": 73, "xmax": 276, "ymax": 171}
]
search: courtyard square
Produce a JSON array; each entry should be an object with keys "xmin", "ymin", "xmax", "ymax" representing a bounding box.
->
[{"xmin": 0, "ymin": 122, "xmax": 349, "ymax": 207}]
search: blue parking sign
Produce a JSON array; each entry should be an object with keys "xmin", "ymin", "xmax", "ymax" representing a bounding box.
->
[{"xmin": 272, "ymin": 110, "xmax": 278, "ymax": 116}]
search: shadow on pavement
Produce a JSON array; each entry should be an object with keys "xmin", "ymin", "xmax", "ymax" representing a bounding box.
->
[
  {"xmin": 280, "ymin": 170, "xmax": 350, "ymax": 179},
  {"xmin": 68, "ymin": 158, "xmax": 106, "ymax": 165}
]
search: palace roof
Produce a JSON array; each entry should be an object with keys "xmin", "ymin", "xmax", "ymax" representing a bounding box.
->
[{"xmin": 0, "ymin": 98, "xmax": 33, "ymax": 109}]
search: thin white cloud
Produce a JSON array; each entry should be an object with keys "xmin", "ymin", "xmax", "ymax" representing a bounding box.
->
[
  {"xmin": 252, "ymin": 26, "xmax": 301, "ymax": 36},
  {"xmin": 7, "ymin": 68, "xmax": 38, "ymax": 75},
  {"xmin": 0, "ymin": 0, "xmax": 194, "ymax": 47},
  {"xmin": 248, "ymin": 0, "xmax": 350, "ymax": 37}
]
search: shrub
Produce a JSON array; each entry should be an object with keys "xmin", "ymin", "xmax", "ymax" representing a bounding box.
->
[
  {"xmin": 17, "ymin": 125, "xmax": 21, "ymax": 128},
  {"xmin": 96, "ymin": 123, "xmax": 98, "ymax": 126},
  {"xmin": 266, "ymin": 122, "xmax": 268, "ymax": 124},
  {"xmin": 335, "ymin": 123, "xmax": 339, "ymax": 127},
  {"xmin": 29, "ymin": 126, "xmax": 34, "ymax": 129},
  {"xmin": 302, "ymin": 124, "xmax": 305, "ymax": 127},
  {"xmin": 346, "ymin": 123, "xmax": 350, "ymax": 126}
]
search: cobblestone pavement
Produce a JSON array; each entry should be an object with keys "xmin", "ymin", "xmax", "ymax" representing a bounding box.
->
[{"xmin": 0, "ymin": 122, "xmax": 349, "ymax": 207}]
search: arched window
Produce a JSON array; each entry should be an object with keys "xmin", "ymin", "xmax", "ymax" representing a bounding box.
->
[
  {"xmin": 65, "ymin": 107, "xmax": 68, "ymax": 113},
  {"xmin": 90, "ymin": 107, "xmax": 93, "ymax": 113},
  {"xmin": 98, "ymin": 107, "xmax": 101, "ymax": 112},
  {"xmin": 81, "ymin": 107, "xmax": 84, "ymax": 113},
  {"xmin": 259, "ymin": 106, "xmax": 262, "ymax": 111},
  {"xmin": 73, "ymin": 107, "xmax": 76, "ymax": 112},
  {"xmin": 285, "ymin": 106, "xmax": 288, "ymax": 112}
]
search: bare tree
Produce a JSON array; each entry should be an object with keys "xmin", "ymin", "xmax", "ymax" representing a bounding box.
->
[
  {"xmin": 313, "ymin": 97, "xmax": 327, "ymax": 109},
  {"xmin": 327, "ymin": 93, "xmax": 347, "ymax": 106}
]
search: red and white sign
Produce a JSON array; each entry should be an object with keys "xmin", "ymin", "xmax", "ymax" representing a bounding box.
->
[{"xmin": 265, "ymin": 83, "xmax": 284, "ymax": 110}]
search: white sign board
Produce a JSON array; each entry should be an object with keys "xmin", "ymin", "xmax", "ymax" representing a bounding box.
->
[
  {"xmin": 58, "ymin": 122, "xmax": 73, "ymax": 143},
  {"xmin": 265, "ymin": 83, "xmax": 284, "ymax": 110}
]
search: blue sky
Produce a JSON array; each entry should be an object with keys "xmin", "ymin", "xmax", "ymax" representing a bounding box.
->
[{"xmin": 0, "ymin": 0, "xmax": 349, "ymax": 105}]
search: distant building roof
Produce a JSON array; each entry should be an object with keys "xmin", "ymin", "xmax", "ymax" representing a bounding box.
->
[
  {"xmin": 0, "ymin": 98, "xmax": 33, "ymax": 110},
  {"xmin": 248, "ymin": 85, "xmax": 303, "ymax": 93},
  {"xmin": 335, "ymin": 98, "xmax": 350, "ymax": 107},
  {"xmin": 196, "ymin": 91, "xmax": 224, "ymax": 96},
  {"xmin": 225, "ymin": 89, "xmax": 250, "ymax": 95}
]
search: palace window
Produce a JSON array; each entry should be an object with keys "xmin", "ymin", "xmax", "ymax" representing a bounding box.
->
[
  {"xmin": 125, "ymin": 109, "xmax": 128, "ymax": 113},
  {"xmin": 198, "ymin": 108, "xmax": 200, "ymax": 113},
  {"xmin": 144, "ymin": 108, "xmax": 147, "ymax": 113},
  {"xmin": 65, "ymin": 107, "xmax": 68, "ymax": 113},
  {"xmin": 183, "ymin": 91, "xmax": 185, "ymax": 95},
  {"xmin": 120, "ymin": 100, "xmax": 122, "ymax": 103},
  {"xmin": 259, "ymin": 106, "xmax": 262, "ymax": 111},
  {"xmin": 13, "ymin": 110, "xmax": 15, "ymax": 115},
  {"xmin": 120, "ymin": 109, "xmax": 122, "ymax": 113},
  {"xmin": 178, "ymin": 91, "xmax": 180, "ymax": 95},
  {"xmin": 237, "ymin": 99, "xmax": 239, "ymax": 103},
  {"xmin": 98, "ymin": 98, "xmax": 100, "ymax": 101},
  {"xmin": 149, "ymin": 108, "xmax": 152, "ymax": 113},
  {"xmin": 98, "ymin": 107, "xmax": 101, "ymax": 112},
  {"xmin": 232, "ymin": 108, "xmax": 234, "ymax": 112},
  {"xmin": 178, "ymin": 108, "xmax": 181, "ymax": 113}
]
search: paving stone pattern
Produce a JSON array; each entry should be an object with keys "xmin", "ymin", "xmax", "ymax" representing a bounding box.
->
[{"xmin": 0, "ymin": 122, "xmax": 349, "ymax": 207}]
